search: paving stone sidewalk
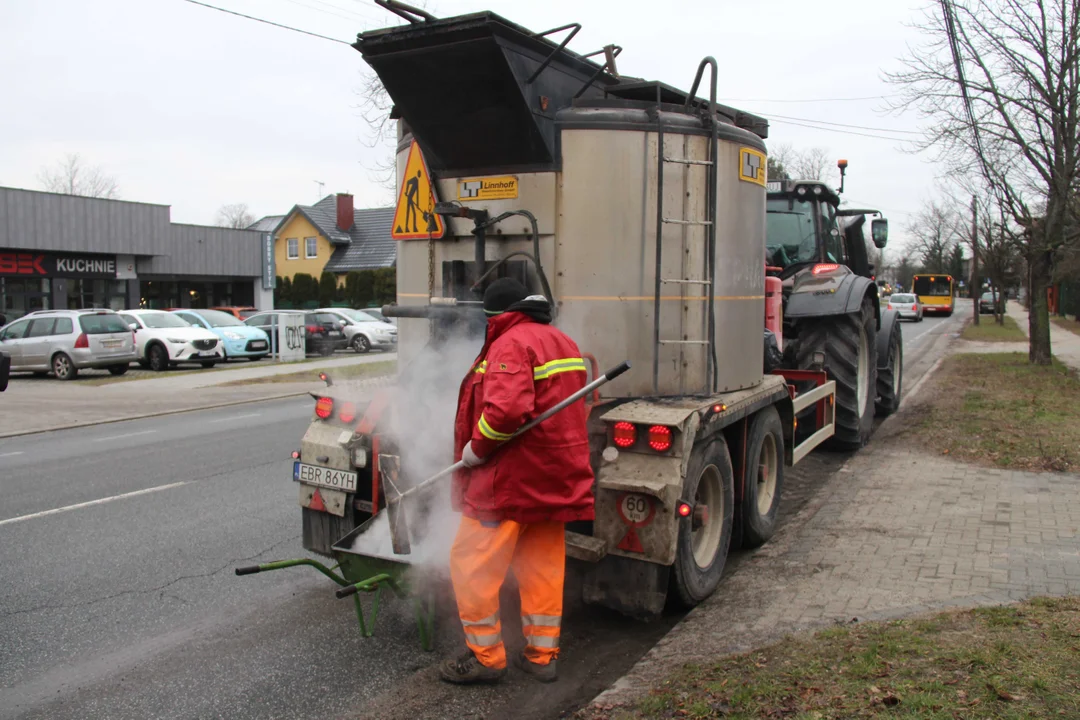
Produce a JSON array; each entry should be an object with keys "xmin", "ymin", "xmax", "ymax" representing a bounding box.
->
[{"xmin": 588, "ymin": 426, "xmax": 1080, "ymax": 711}]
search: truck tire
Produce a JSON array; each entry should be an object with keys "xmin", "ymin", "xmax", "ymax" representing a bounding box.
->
[
  {"xmin": 796, "ymin": 296, "xmax": 878, "ymax": 450},
  {"xmin": 875, "ymin": 319, "xmax": 903, "ymax": 417},
  {"xmin": 671, "ymin": 435, "xmax": 735, "ymax": 608},
  {"xmin": 741, "ymin": 407, "xmax": 785, "ymax": 548}
]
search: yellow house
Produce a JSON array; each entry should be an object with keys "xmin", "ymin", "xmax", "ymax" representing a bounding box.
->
[{"xmin": 263, "ymin": 194, "xmax": 395, "ymax": 283}]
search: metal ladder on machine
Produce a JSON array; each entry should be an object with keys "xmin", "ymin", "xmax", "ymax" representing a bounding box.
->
[{"xmin": 652, "ymin": 57, "xmax": 720, "ymax": 396}]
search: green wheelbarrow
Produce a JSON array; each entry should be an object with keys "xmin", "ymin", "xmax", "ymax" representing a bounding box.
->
[{"xmin": 234, "ymin": 513, "xmax": 437, "ymax": 651}]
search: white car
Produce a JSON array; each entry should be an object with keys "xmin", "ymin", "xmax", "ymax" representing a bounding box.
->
[
  {"xmin": 314, "ymin": 308, "xmax": 398, "ymax": 353},
  {"xmin": 119, "ymin": 309, "xmax": 225, "ymax": 371},
  {"xmin": 887, "ymin": 293, "xmax": 923, "ymax": 322}
]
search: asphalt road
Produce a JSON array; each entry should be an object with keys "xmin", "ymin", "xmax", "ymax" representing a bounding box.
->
[{"xmin": 0, "ymin": 311, "xmax": 965, "ymax": 720}]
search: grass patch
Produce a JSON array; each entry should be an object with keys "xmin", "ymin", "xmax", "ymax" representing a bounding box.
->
[
  {"xmin": 960, "ymin": 315, "xmax": 1026, "ymax": 342},
  {"xmin": 1051, "ymin": 316, "xmax": 1080, "ymax": 337},
  {"xmin": 903, "ymin": 352, "xmax": 1080, "ymax": 471},
  {"xmin": 213, "ymin": 359, "xmax": 396, "ymax": 386},
  {"xmin": 586, "ymin": 597, "xmax": 1080, "ymax": 720}
]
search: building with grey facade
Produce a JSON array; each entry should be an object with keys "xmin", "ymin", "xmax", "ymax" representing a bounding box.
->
[{"xmin": 0, "ymin": 186, "xmax": 273, "ymax": 322}]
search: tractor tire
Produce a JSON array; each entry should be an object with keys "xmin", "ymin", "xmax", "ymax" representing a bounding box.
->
[
  {"xmin": 670, "ymin": 435, "xmax": 735, "ymax": 608},
  {"xmin": 876, "ymin": 319, "xmax": 903, "ymax": 417},
  {"xmin": 796, "ymin": 296, "xmax": 878, "ymax": 450},
  {"xmin": 740, "ymin": 407, "xmax": 785, "ymax": 549}
]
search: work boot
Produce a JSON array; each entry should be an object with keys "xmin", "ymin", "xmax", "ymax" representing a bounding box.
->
[
  {"xmin": 438, "ymin": 649, "xmax": 506, "ymax": 685},
  {"xmin": 513, "ymin": 652, "xmax": 557, "ymax": 683}
]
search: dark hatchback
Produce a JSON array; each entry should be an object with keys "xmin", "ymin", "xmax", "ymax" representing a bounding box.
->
[{"xmin": 243, "ymin": 311, "xmax": 349, "ymax": 356}]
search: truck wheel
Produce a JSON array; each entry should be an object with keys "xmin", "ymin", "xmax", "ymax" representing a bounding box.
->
[
  {"xmin": 741, "ymin": 407, "xmax": 785, "ymax": 549},
  {"xmin": 796, "ymin": 296, "xmax": 878, "ymax": 450},
  {"xmin": 875, "ymin": 320, "xmax": 903, "ymax": 417},
  {"xmin": 671, "ymin": 436, "xmax": 735, "ymax": 608}
]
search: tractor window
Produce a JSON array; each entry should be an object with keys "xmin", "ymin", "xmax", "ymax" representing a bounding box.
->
[
  {"xmin": 821, "ymin": 203, "xmax": 846, "ymax": 265},
  {"xmin": 766, "ymin": 198, "xmax": 818, "ymax": 268}
]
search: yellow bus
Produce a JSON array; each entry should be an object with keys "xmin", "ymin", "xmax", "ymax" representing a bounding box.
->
[{"xmin": 911, "ymin": 274, "xmax": 954, "ymax": 316}]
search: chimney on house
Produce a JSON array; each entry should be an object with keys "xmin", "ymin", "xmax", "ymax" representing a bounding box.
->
[{"xmin": 336, "ymin": 193, "xmax": 354, "ymax": 232}]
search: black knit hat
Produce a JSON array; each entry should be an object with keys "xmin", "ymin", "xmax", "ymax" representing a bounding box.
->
[{"xmin": 483, "ymin": 277, "xmax": 529, "ymax": 316}]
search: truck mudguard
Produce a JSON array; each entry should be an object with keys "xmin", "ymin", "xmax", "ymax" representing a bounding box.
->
[
  {"xmin": 784, "ymin": 271, "xmax": 879, "ymax": 322},
  {"xmin": 875, "ymin": 308, "xmax": 901, "ymax": 370}
]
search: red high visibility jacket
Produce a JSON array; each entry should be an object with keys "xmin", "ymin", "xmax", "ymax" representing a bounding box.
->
[{"xmin": 452, "ymin": 312, "xmax": 595, "ymax": 524}]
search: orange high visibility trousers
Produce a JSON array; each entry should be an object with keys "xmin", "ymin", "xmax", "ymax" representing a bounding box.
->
[{"xmin": 449, "ymin": 516, "xmax": 565, "ymax": 670}]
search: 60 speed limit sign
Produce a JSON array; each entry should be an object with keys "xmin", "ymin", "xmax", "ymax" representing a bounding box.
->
[{"xmin": 616, "ymin": 493, "xmax": 655, "ymax": 553}]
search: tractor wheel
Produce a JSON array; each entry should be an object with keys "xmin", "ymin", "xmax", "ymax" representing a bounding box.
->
[
  {"xmin": 740, "ymin": 407, "xmax": 785, "ymax": 549},
  {"xmin": 670, "ymin": 435, "xmax": 735, "ymax": 608},
  {"xmin": 876, "ymin": 320, "xmax": 903, "ymax": 417},
  {"xmin": 796, "ymin": 296, "xmax": 878, "ymax": 450}
]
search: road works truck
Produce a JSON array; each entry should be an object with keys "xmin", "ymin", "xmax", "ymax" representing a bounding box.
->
[{"xmin": 289, "ymin": 2, "xmax": 902, "ymax": 617}]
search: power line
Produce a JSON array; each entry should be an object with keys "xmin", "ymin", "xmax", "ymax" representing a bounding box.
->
[
  {"xmin": 762, "ymin": 113, "xmax": 922, "ymax": 136},
  {"xmin": 768, "ymin": 117, "xmax": 913, "ymax": 143},
  {"xmin": 720, "ymin": 94, "xmax": 899, "ymax": 104},
  {"xmin": 180, "ymin": 0, "xmax": 353, "ymax": 44},
  {"xmin": 279, "ymin": 0, "xmax": 375, "ymax": 23}
]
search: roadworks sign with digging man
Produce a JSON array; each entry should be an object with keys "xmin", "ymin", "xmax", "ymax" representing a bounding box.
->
[{"xmin": 392, "ymin": 141, "xmax": 445, "ymax": 240}]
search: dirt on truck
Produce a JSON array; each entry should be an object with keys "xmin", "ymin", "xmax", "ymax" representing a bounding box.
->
[{"xmin": 236, "ymin": 0, "xmax": 900, "ymax": 642}]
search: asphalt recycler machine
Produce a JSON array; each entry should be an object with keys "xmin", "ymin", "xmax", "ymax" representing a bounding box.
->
[{"xmin": 236, "ymin": 1, "xmax": 902, "ymax": 645}]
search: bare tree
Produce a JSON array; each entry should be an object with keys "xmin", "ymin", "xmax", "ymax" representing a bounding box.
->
[
  {"xmin": 787, "ymin": 147, "xmax": 833, "ymax": 182},
  {"xmin": 977, "ymin": 197, "xmax": 1023, "ymax": 324},
  {"xmin": 216, "ymin": 203, "xmax": 256, "ymax": 229},
  {"xmin": 767, "ymin": 142, "xmax": 795, "ymax": 181},
  {"xmin": 905, "ymin": 199, "xmax": 962, "ymax": 272},
  {"xmin": 39, "ymin": 153, "xmax": 120, "ymax": 199},
  {"xmin": 886, "ymin": 0, "xmax": 1080, "ymax": 365}
]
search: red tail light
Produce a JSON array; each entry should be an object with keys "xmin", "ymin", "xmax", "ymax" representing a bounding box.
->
[
  {"xmin": 74, "ymin": 332, "xmax": 89, "ymax": 349},
  {"xmin": 676, "ymin": 501, "xmax": 692, "ymax": 517},
  {"xmin": 648, "ymin": 425, "xmax": 673, "ymax": 452},
  {"xmin": 338, "ymin": 402, "xmax": 357, "ymax": 424},
  {"xmin": 613, "ymin": 421, "xmax": 636, "ymax": 448},
  {"xmin": 887, "ymin": 304, "xmax": 893, "ymax": 310},
  {"xmin": 811, "ymin": 263, "xmax": 841, "ymax": 275},
  {"xmin": 315, "ymin": 396, "xmax": 334, "ymax": 419},
  {"xmin": 306, "ymin": 324, "xmax": 321, "ymax": 334}
]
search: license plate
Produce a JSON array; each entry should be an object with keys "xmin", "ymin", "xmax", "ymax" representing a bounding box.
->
[
  {"xmin": 329, "ymin": 331, "xmax": 341, "ymax": 337},
  {"xmin": 293, "ymin": 461, "xmax": 357, "ymax": 492},
  {"xmin": 197, "ymin": 351, "xmax": 216, "ymax": 357},
  {"xmin": 102, "ymin": 340, "xmax": 122, "ymax": 348},
  {"xmin": 250, "ymin": 341, "xmax": 267, "ymax": 349}
]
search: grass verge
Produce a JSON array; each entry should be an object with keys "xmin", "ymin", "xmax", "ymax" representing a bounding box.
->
[
  {"xmin": 902, "ymin": 352, "xmax": 1080, "ymax": 471},
  {"xmin": 960, "ymin": 315, "xmax": 1025, "ymax": 342},
  {"xmin": 1051, "ymin": 316, "xmax": 1080, "ymax": 337},
  {"xmin": 214, "ymin": 359, "xmax": 396, "ymax": 386},
  {"xmin": 588, "ymin": 597, "xmax": 1080, "ymax": 720}
]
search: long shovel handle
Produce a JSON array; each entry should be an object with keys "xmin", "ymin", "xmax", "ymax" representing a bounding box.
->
[{"xmin": 391, "ymin": 361, "xmax": 630, "ymax": 503}]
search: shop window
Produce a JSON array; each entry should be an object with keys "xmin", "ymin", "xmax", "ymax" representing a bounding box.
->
[
  {"xmin": 1, "ymin": 277, "xmax": 51, "ymax": 320},
  {"xmin": 287, "ymin": 239, "xmax": 299, "ymax": 259},
  {"xmin": 305, "ymin": 237, "xmax": 317, "ymax": 259}
]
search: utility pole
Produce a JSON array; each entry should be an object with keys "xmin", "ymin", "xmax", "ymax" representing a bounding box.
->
[{"xmin": 971, "ymin": 195, "xmax": 980, "ymax": 326}]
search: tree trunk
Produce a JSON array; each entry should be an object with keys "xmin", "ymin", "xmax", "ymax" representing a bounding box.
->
[{"xmin": 1028, "ymin": 250, "xmax": 1053, "ymax": 365}]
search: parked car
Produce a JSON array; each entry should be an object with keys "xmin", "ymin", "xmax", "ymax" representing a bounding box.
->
[
  {"xmin": 362, "ymin": 307, "xmax": 396, "ymax": 326},
  {"xmin": 0, "ymin": 309, "xmax": 137, "ymax": 380},
  {"xmin": 886, "ymin": 293, "xmax": 923, "ymax": 322},
  {"xmin": 314, "ymin": 307, "xmax": 398, "ymax": 353},
  {"xmin": 244, "ymin": 311, "xmax": 348, "ymax": 356},
  {"xmin": 980, "ymin": 291, "xmax": 1006, "ymax": 314},
  {"xmin": 169, "ymin": 309, "xmax": 270, "ymax": 361},
  {"xmin": 211, "ymin": 306, "xmax": 261, "ymax": 320},
  {"xmin": 119, "ymin": 309, "xmax": 224, "ymax": 371}
]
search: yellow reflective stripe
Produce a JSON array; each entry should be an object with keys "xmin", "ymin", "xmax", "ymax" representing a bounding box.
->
[
  {"xmin": 533, "ymin": 357, "xmax": 587, "ymax": 380},
  {"xmin": 474, "ymin": 360, "xmax": 488, "ymax": 374},
  {"xmin": 525, "ymin": 634, "xmax": 559, "ymax": 648},
  {"xmin": 465, "ymin": 632, "xmax": 502, "ymax": 647},
  {"xmin": 521, "ymin": 614, "xmax": 561, "ymax": 628},
  {"xmin": 478, "ymin": 414, "xmax": 513, "ymax": 442}
]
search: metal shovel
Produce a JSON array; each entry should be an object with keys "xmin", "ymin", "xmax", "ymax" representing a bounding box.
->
[{"xmin": 385, "ymin": 360, "xmax": 631, "ymax": 554}]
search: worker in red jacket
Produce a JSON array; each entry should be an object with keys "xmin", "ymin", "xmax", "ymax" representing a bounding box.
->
[{"xmin": 440, "ymin": 277, "xmax": 594, "ymax": 685}]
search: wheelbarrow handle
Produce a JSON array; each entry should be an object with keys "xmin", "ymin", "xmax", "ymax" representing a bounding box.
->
[
  {"xmin": 336, "ymin": 584, "xmax": 360, "ymax": 599},
  {"xmin": 235, "ymin": 566, "xmax": 261, "ymax": 576}
]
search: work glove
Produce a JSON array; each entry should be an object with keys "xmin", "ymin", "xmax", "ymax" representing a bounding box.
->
[{"xmin": 461, "ymin": 441, "xmax": 487, "ymax": 468}]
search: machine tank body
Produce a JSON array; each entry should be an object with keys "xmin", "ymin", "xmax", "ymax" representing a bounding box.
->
[{"xmin": 554, "ymin": 105, "xmax": 766, "ymax": 398}]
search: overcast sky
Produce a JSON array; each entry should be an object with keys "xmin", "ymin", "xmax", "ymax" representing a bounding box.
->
[{"xmin": 1, "ymin": 0, "xmax": 944, "ymax": 254}]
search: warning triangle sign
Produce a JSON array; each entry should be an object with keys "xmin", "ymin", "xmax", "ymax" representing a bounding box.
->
[
  {"xmin": 391, "ymin": 140, "xmax": 445, "ymax": 240},
  {"xmin": 617, "ymin": 528, "xmax": 645, "ymax": 554},
  {"xmin": 309, "ymin": 488, "xmax": 326, "ymax": 513}
]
